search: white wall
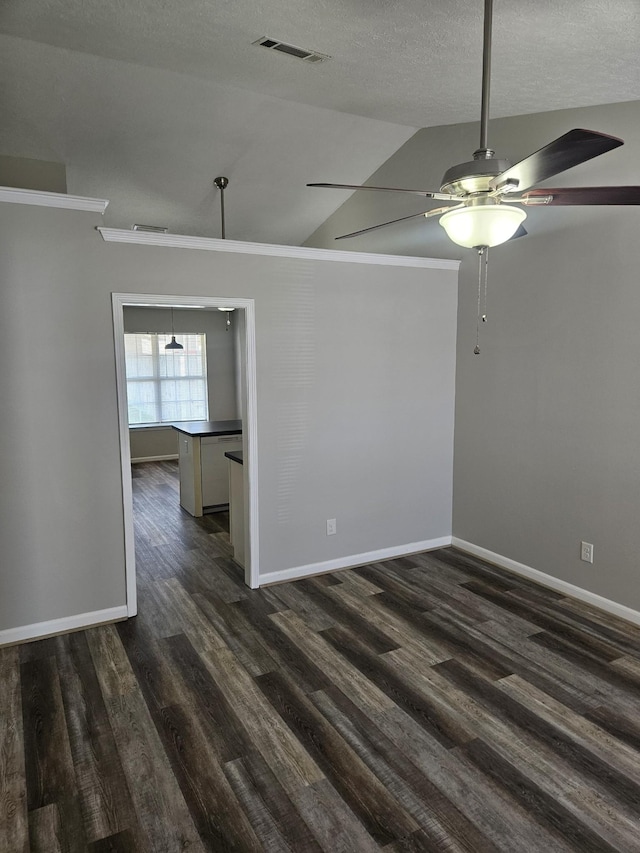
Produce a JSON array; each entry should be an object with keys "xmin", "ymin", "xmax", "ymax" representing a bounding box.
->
[{"xmin": 0, "ymin": 198, "xmax": 458, "ymax": 639}]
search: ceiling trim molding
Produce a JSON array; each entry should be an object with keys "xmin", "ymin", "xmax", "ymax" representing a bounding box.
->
[
  {"xmin": 0, "ymin": 186, "xmax": 109, "ymax": 213},
  {"xmin": 96, "ymin": 227, "xmax": 460, "ymax": 270}
]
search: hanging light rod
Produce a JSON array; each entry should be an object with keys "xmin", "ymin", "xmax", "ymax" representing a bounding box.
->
[
  {"xmin": 214, "ymin": 176, "xmax": 229, "ymax": 239},
  {"xmin": 478, "ymin": 0, "xmax": 494, "ymax": 156}
]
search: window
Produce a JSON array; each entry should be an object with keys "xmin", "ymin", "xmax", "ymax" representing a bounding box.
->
[{"xmin": 124, "ymin": 333, "xmax": 209, "ymax": 425}]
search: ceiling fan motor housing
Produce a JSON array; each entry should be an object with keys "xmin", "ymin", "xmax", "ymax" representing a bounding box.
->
[{"xmin": 440, "ymin": 158, "xmax": 512, "ymax": 196}]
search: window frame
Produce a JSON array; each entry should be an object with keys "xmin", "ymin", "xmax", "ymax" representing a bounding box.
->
[{"xmin": 124, "ymin": 331, "xmax": 209, "ymax": 427}]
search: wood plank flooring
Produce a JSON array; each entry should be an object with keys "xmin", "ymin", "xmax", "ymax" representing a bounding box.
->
[{"xmin": 2, "ymin": 459, "xmax": 640, "ymax": 850}]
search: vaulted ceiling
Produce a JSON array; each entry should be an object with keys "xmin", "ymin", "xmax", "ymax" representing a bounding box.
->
[{"xmin": 1, "ymin": 0, "xmax": 639, "ymax": 246}]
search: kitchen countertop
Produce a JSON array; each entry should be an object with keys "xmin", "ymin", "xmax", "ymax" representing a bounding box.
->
[
  {"xmin": 224, "ymin": 450, "xmax": 243, "ymax": 465},
  {"xmin": 171, "ymin": 419, "xmax": 242, "ymax": 437}
]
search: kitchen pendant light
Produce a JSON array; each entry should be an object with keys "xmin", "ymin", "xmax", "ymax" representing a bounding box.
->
[{"xmin": 165, "ymin": 307, "xmax": 184, "ymax": 350}]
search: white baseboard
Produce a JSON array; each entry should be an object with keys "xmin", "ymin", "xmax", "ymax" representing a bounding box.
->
[
  {"xmin": 259, "ymin": 536, "xmax": 453, "ymax": 586},
  {"xmin": 0, "ymin": 605, "xmax": 129, "ymax": 647},
  {"xmin": 131, "ymin": 454, "xmax": 179, "ymax": 464},
  {"xmin": 452, "ymin": 538, "xmax": 640, "ymax": 628}
]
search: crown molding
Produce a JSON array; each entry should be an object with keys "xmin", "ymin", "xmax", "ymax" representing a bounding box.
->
[
  {"xmin": 0, "ymin": 186, "xmax": 109, "ymax": 213},
  {"xmin": 97, "ymin": 228, "xmax": 460, "ymax": 270}
]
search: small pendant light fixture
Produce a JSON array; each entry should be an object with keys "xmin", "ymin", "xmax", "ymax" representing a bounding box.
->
[
  {"xmin": 218, "ymin": 306, "xmax": 235, "ymax": 331},
  {"xmin": 165, "ymin": 306, "xmax": 184, "ymax": 350}
]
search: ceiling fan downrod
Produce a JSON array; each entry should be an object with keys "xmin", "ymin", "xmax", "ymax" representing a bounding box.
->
[
  {"xmin": 439, "ymin": 0, "xmax": 511, "ymax": 198},
  {"xmin": 476, "ymin": 0, "xmax": 494, "ymax": 159}
]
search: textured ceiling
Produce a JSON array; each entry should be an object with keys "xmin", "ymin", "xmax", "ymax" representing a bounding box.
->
[
  {"xmin": 0, "ymin": 33, "xmax": 415, "ymax": 243},
  {"xmin": 2, "ymin": 0, "xmax": 639, "ymax": 126},
  {"xmin": 1, "ymin": 1, "xmax": 639, "ymax": 247}
]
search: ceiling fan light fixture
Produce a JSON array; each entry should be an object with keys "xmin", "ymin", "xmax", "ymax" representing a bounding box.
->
[{"xmin": 439, "ymin": 204, "xmax": 527, "ymax": 249}]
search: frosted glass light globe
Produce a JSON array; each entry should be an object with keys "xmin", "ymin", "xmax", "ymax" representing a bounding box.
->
[{"xmin": 439, "ymin": 204, "xmax": 527, "ymax": 248}]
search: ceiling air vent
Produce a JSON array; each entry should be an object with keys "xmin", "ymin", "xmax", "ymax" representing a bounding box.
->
[
  {"xmin": 253, "ymin": 37, "xmax": 330, "ymax": 64},
  {"xmin": 132, "ymin": 224, "xmax": 168, "ymax": 233}
]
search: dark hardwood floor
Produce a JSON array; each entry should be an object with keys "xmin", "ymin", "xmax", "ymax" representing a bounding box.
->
[{"xmin": 3, "ymin": 460, "xmax": 640, "ymax": 851}]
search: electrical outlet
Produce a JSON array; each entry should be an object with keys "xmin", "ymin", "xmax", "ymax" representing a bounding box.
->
[
  {"xmin": 580, "ymin": 541, "xmax": 594, "ymax": 563},
  {"xmin": 326, "ymin": 518, "xmax": 337, "ymax": 536}
]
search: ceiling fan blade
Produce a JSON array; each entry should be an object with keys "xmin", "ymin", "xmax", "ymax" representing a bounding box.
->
[
  {"xmin": 509, "ymin": 224, "xmax": 528, "ymax": 240},
  {"xmin": 489, "ymin": 129, "xmax": 624, "ymax": 194},
  {"xmin": 335, "ymin": 210, "xmax": 434, "ymax": 240},
  {"xmin": 308, "ymin": 182, "xmax": 457, "ymax": 201},
  {"xmin": 335, "ymin": 204, "xmax": 466, "ymax": 240},
  {"xmin": 516, "ymin": 186, "xmax": 640, "ymax": 206},
  {"xmin": 424, "ymin": 204, "xmax": 465, "ymax": 218}
]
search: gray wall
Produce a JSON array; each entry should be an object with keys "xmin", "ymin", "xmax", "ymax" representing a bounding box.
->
[
  {"xmin": 0, "ymin": 202, "xmax": 458, "ymax": 634},
  {"xmin": 453, "ymin": 102, "xmax": 640, "ymax": 611},
  {"xmin": 309, "ymin": 98, "xmax": 640, "ymax": 610},
  {"xmin": 128, "ymin": 426, "xmax": 177, "ymax": 461},
  {"xmin": 123, "ymin": 305, "xmax": 238, "ymax": 460},
  {"xmin": 0, "ymin": 207, "xmax": 127, "ymax": 630},
  {"xmin": 0, "ymin": 154, "xmax": 67, "ymax": 193}
]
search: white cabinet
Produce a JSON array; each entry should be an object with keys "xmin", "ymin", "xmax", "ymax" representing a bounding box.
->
[
  {"xmin": 227, "ymin": 454, "xmax": 245, "ymax": 568},
  {"xmin": 174, "ymin": 421, "xmax": 242, "ymax": 517},
  {"xmin": 177, "ymin": 433, "xmax": 199, "ymax": 516},
  {"xmin": 201, "ymin": 435, "xmax": 242, "ymax": 507}
]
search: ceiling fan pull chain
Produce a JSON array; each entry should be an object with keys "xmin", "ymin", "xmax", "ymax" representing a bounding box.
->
[
  {"xmin": 482, "ymin": 246, "xmax": 489, "ymax": 323},
  {"xmin": 474, "ymin": 247, "xmax": 484, "ymax": 354}
]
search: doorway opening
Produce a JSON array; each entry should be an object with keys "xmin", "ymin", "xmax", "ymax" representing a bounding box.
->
[{"xmin": 112, "ymin": 293, "xmax": 259, "ymax": 618}]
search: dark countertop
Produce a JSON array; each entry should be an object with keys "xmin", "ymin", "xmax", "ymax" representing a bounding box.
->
[
  {"xmin": 171, "ymin": 419, "xmax": 242, "ymax": 437},
  {"xmin": 225, "ymin": 450, "xmax": 243, "ymax": 465}
]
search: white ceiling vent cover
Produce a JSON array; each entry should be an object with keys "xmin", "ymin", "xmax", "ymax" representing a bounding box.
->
[{"xmin": 253, "ymin": 37, "xmax": 330, "ymax": 63}]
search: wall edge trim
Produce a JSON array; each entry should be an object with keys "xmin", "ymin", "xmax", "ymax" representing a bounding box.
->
[
  {"xmin": 259, "ymin": 536, "xmax": 453, "ymax": 586},
  {"xmin": 0, "ymin": 605, "xmax": 128, "ymax": 647},
  {"xmin": 97, "ymin": 228, "xmax": 460, "ymax": 270},
  {"xmin": 0, "ymin": 186, "xmax": 109, "ymax": 213},
  {"xmin": 452, "ymin": 538, "xmax": 640, "ymax": 627}
]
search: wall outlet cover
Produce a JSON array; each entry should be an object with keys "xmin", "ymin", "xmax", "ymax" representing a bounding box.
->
[{"xmin": 580, "ymin": 541, "xmax": 594, "ymax": 563}]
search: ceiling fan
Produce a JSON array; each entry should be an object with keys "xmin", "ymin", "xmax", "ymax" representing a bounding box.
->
[{"xmin": 308, "ymin": 0, "xmax": 640, "ymax": 250}]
